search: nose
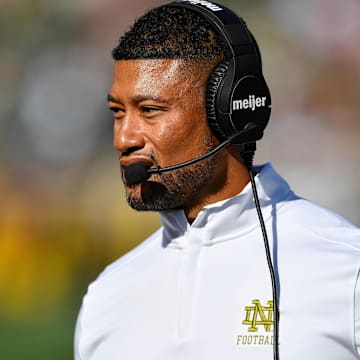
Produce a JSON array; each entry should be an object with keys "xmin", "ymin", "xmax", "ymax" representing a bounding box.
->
[{"xmin": 113, "ymin": 113, "xmax": 145, "ymax": 156}]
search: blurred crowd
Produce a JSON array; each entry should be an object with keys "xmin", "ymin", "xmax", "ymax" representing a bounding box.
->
[{"xmin": 0, "ymin": 0, "xmax": 359, "ymax": 358}]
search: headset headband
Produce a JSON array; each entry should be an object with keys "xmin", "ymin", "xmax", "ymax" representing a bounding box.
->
[{"xmin": 169, "ymin": 0, "xmax": 256, "ymax": 59}]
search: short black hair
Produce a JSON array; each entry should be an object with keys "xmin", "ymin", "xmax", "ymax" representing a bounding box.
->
[{"xmin": 112, "ymin": 6, "xmax": 224, "ymax": 61}]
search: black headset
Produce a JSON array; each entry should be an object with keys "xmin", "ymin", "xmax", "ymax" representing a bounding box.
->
[{"xmin": 167, "ymin": 0, "xmax": 272, "ymax": 151}]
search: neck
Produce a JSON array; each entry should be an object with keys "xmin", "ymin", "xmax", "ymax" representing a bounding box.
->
[{"xmin": 184, "ymin": 156, "xmax": 250, "ymax": 223}]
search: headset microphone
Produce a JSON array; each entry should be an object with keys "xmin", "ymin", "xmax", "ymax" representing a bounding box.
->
[{"xmin": 124, "ymin": 123, "xmax": 263, "ymax": 186}]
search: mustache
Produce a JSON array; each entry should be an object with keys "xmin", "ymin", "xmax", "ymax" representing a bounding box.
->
[{"xmin": 119, "ymin": 151, "xmax": 158, "ymax": 163}]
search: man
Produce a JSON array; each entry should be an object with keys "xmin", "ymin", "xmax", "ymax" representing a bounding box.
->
[{"xmin": 75, "ymin": 1, "xmax": 360, "ymax": 359}]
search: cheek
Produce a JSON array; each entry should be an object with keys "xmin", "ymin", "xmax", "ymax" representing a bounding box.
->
[
  {"xmin": 154, "ymin": 118, "xmax": 190, "ymax": 151},
  {"xmin": 153, "ymin": 114, "xmax": 213, "ymax": 164},
  {"xmin": 149, "ymin": 85, "xmax": 212, "ymax": 160}
]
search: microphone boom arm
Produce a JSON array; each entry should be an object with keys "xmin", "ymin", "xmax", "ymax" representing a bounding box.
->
[{"xmin": 148, "ymin": 124, "xmax": 262, "ymax": 175}]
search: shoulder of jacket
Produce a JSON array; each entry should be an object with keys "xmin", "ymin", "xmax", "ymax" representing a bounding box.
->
[{"xmin": 92, "ymin": 227, "xmax": 163, "ymax": 285}]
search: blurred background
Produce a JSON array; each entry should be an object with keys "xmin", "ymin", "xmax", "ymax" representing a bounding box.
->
[{"xmin": 0, "ymin": 0, "xmax": 359, "ymax": 358}]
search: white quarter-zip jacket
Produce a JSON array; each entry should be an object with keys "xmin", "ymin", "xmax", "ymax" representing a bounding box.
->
[{"xmin": 75, "ymin": 163, "xmax": 360, "ymax": 360}]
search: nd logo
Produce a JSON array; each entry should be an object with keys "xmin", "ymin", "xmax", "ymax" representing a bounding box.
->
[{"xmin": 242, "ymin": 299, "xmax": 274, "ymax": 332}]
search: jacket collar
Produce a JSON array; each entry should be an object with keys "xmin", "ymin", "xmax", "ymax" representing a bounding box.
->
[{"xmin": 159, "ymin": 163, "xmax": 294, "ymax": 248}]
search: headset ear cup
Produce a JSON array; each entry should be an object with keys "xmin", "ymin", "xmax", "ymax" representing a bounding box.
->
[{"xmin": 206, "ymin": 61, "xmax": 229, "ymax": 141}]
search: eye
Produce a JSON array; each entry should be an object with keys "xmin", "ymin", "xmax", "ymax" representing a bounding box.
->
[
  {"xmin": 109, "ymin": 106, "xmax": 119, "ymax": 113},
  {"xmin": 141, "ymin": 105, "xmax": 168, "ymax": 117},
  {"xmin": 142, "ymin": 106, "xmax": 158, "ymax": 113},
  {"xmin": 109, "ymin": 106, "xmax": 124, "ymax": 115}
]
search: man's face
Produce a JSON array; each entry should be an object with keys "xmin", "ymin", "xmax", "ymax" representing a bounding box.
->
[{"xmin": 108, "ymin": 59, "xmax": 227, "ymax": 214}]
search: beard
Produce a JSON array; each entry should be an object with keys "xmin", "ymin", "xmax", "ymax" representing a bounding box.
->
[{"xmin": 125, "ymin": 138, "xmax": 221, "ymax": 211}]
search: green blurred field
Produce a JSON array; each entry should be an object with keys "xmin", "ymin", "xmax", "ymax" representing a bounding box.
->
[{"xmin": 1, "ymin": 309, "xmax": 77, "ymax": 359}]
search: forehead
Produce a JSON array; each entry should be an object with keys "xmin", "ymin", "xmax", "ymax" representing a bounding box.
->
[{"xmin": 110, "ymin": 59, "xmax": 203, "ymax": 98}]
